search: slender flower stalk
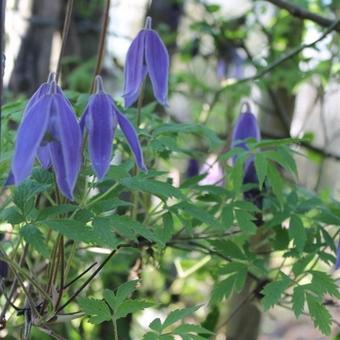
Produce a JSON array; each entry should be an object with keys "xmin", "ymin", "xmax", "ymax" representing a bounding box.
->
[
  {"xmin": 123, "ymin": 16, "xmax": 169, "ymax": 108},
  {"xmin": 10, "ymin": 75, "xmax": 82, "ymax": 200},
  {"xmin": 80, "ymin": 75, "xmax": 146, "ymax": 180}
]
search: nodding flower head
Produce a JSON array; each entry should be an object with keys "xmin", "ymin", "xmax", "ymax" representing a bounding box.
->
[
  {"xmin": 80, "ymin": 75, "xmax": 146, "ymax": 179},
  {"xmin": 231, "ymin": 102, "xmax": 261, "ymax": 153},
  {"xmin": 231, "ymin": 102, "xmax": 262, "ymax": 207},
  {"xmin": 11, "ymin": 73, "xmax": 82, "ymax": 200},
  {"xmin": 123, "ymin": 16, "xmax": 169, "ymax": 108}
]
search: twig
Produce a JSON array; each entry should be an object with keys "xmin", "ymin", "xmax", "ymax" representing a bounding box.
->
[
  {"xmin": 56, "ymin": 0, "xmax": 74, "ymax": 81},
  {"xmin": 90, "ymin": 0, "xmax": 111, "ymax": 92},
  {"xmin": 263, "ymin": 0, "xmax": 340, "ymax": 32},
  {"xmin": 207, "ymin": 18, "xmax": 340, "ymax": 117}
]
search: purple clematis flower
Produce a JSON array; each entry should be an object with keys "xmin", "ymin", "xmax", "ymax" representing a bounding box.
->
[
  {"xmin": 231, "ymin": 102, "xmax": 262, "ymax": 207},
  {"xmin": 11, "ymin": 77, "xmax": 82, "ymax": 200},
  {"xmin": 80, "ymin": 75, "xmax": 146, "ymax": 179},
  {"xmin": 123, "ymin": 16, "xmax": 169, "ymax": 108}
]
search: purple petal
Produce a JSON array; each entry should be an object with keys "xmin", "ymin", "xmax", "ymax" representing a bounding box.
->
[
  {"xmin": 231, "ymin": 112, "xmax": 261, "ymax": 151},
  {"xmin": 37, "ymin": 145, "xmax": 51, "ymax": 169},
  {"xmin": 115, "ymin": 106, "xmax": 146, "ymax": 171},
  {"xmin": 49, "ymin": 142, "xmax": 73, "ymax": 200},
  {"xmin": 123, "ymin": 30, "xmax": 146, "ymax": 108},
  {"xmin": 85, "ymin": 94, "xmax": 115, "ymax": 179},
  {"xmin": 52, "ymin": 94, "xmax": 82, "ymax": 192},
  {"xmin": 145, "ymin": 29, "xmax": 169, "ymax": 106},
  {"xmin": 336, "ymin": 238, "xmax": 340, "ymax": 270},
  {"xmin": 243, "ymin": 158, "xmax": 258, "ymax": 184},
  {"xmin": 12, "ymin": 96, "xmax": 53, "ymax": 184},
  {"xmin": 4, "ymin": 171, "xmax": 15, "ymax": 186}
]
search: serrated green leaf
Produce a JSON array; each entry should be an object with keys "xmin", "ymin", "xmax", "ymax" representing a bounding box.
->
[
  {"xmin": 289, "ymin": 215, "xmax": 306, "ymax": 253},
  {"xmin": 20, "ymin": 224, "xmax": 49, "ymax": 257},
  {"xmin": 175, "ymin": 202, "xmax": 222, "ymax": 228},
  {"xmin": 209, "ymin": 240, "xmax": 246, "ymax": 260},
  {"xmin": 255, "ymin": 153, "xmax": 267, "ymax": 189},
  {"xmin": 149, "ymin": 318, "xmax": 163, "ymax": 333},
  {"xmin": 78, "ymin": 297, "xmax": 112, "ymax": 324},
  {"xmin": 37, "ymin": 204, "xmax": 77, "ymax": 220},
  {"xmin": 108, "ymin": 215, "xmax": 162, "ymax": 244},
  {"xmin": 292, "ymin": 286, "xmax": 305, "ymax": 318},
  {"xmin": 210, "ymin": 276, "xmax": 236, "ymax": 305},
  {"xmin": 235, "ymin": 210, "xmax": 257, "ymax": 235},
  {"xmin": 41, "ymin": 219, "xmax": 120, "ymax": 248},
  {"xmin": 221, "ymin": 206, "xmax": 233, "ymax": 229},
  {"xmin": 115, "ymin": 280, "xmax": 139, "ymax": 307},
  {"xmin": 121, "ymin": 176, "xmax": 185, "ymax": 201},
  {"xmin": 115, "ymin": 299, "xmax": 154, "ymax": 320},
  {"xmin": 261, "ymin": 276, "xmax": 290, "ymax": 310},
  {"xmin": 103, "ymin": 289, "xmax": 116, "ymax": 311},
  {"xmin": 306, "ymin": 293, "xmax": 332, "ymax": 336},
  {"xmin": 267, "ymin": 163, "xmax": 284, "ymax": 204},
  {"xmin": 173, "ymin": 323, "xmax": 213, "ymax": 335},
  {"xmin": 162, "ymin": 305, "xmax": 201, "ymax": 331},
  {"xmin": 310, "ymin": 271, "xmax": 340, "ymax": 298}
]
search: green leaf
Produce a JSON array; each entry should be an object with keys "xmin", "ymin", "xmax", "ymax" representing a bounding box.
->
[
  {"xmin": 37, "ymin": 204, "xmax": 77, "ymax": 220},
  {"xmin": 261, "ymin": 276, "xmax": 290, "ymax": 310},
  {"xmin": 174, "ymin": 202, "xmax": 222, "ymax": 228},
  {"xmin": 234, "ymin": 210, "xmax": 257, "ymax": 235},
  {"xmin": 156, "ymin": 213, "xmax": 174, "ymax": 244},
  {"xmin": 20, "ymin": 224, "xmax": 49, "ymax": 257},
  {"xmin": 149, "ymin": 318, "xmax": 163, "ymax": 333},
  {"xmin": 121, "ymin": 176, "xmax": 185, "ymax": 201},
  {"xmin": 103, "ymin": 290, "xmax": 116, "ymax": 311},
  {"xmin": 13, "ymin": 180, "xmax": 50, "ymax": 216},
  {"xmin": 78, "ymin": 297, "xmax": 112, "ymax": 324},
  {"xmin": 162, "ymin": 305, "xmax": 202, "ymax": 331},
  {"xmin": 210, "ymin": 276, "xmax": 236, "ymax": 305},
  {"xmin": 306, "ymin": 293, "xmax": 332, "ymax": 336},
  {"xmin": 41, "ymin": 219, "xmax": 120, "ymax": 248},
  {"xmin": 267, "ymin": 162, "xmax": 284, "ymax": 204},
  {"xmin": 255, "ymin": 153, "xmax": 267, "ymax": 189},
  {"xmin": 209, "ymin": 240, "xmax": 246, "ymax": 260},
  {"xmin": 115, "ymin": 280, "xmax": 139, "ymax": 307},
  {"xmin": 310, "ymin": 271, "xmax": 340, "ymax": 298},
  {"xmin": 288, "ymin": 215, "xmax": 306, "ymax": 253},
  {"xmin": 108, "ymin": 215, "xmax": 162, "ymax": 244},
  {"xmin": 115, "ymin": 299, "xmax": 154, "ymax": 320},
  {"xmin": 292, "ymin": 286, "xmax": 305, "ymax": 318},
  {"xmin": 173, "ymin": 324, "xmax": 213, "ymax": 335},
  {"xmin": 221, "ymin": 206, "xmax": 234, "ymax": 229}
]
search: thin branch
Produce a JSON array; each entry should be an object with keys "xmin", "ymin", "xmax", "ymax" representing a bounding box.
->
[
  {"xmin": 56, "ymin": 0, "xmax": 74, "ymax": 81},
  {"xmin": 90, "ymin": 0, "xmax": 111, "ymax": 92},
  {"xmin": 262, "ymin": 0, "xmax": 340, "ymax": 32}
]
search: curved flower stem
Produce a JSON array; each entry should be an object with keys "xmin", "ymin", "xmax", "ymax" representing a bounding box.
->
[
  {"xmin": 56, "ymin": 0, "xmax": 74, "ymax": 82},
  {"xmin": 112, "ymin": 316, "xmax": 119, "ymax": 340},
  {"xmin": 90, "ymin": 0, "xmax": 111, "ymax": 92}
]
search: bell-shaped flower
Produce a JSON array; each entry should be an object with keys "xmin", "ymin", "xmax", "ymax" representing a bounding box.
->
[
  {"xmin": 11, "ymin": 79, "xmax": 82, "ymax": 200},
  {"xmin": 231, "ymin": 102, "xmax": 262, "ymax": 207},
  {"xmin": 123, "ymin": 16, "xmax": 169, "ymax": 108},
  {"xmin": 80, "ymin": 76, "xmax": 146, "ymax": 179}
]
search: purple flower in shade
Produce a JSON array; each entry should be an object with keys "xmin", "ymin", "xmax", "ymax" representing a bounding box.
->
[
  {"xmin": 80, "ymin": 75, "xmax": 146, "ymax": 179},
  {"xmin": 11, "ymin": 77, "xmax": 82, "ymax": 200},
  {"xmin": 123, "ymin": 16, "xmax": 169, "ymax": 108},
  {"xmin": 231, "ymin": 103, "xmax": 262, "ymax": 208},
  {"xmin": 186, "ymin": 158, "xmax": 200, "ymax": 178},
  {"xmin": 336, "ymin": 238, "xmax": 340, "ymax": 270}
]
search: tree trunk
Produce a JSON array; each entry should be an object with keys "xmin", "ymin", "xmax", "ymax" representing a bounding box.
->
[{"xmin": 9, "ymin": 0, "xmax": 62, "ymax": 95}]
